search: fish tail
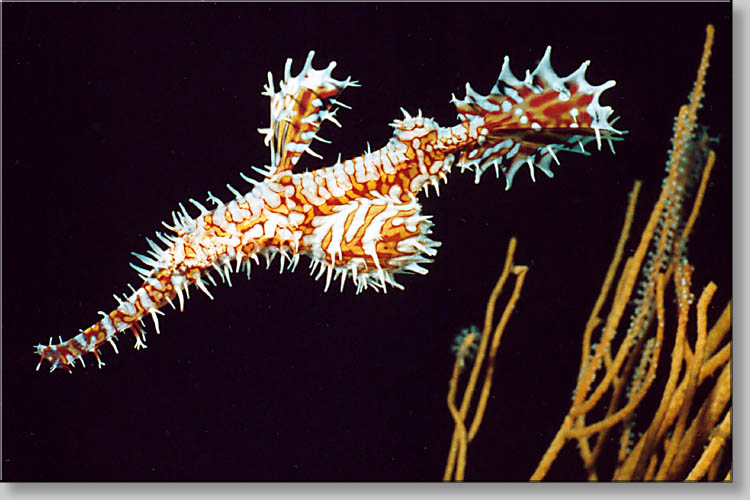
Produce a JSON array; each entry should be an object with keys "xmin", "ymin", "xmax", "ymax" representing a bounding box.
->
[
  {"xmin": 452, "ymin": 46, "xmax": 623, "ymax": 188},
  {"xmin": 34, "ymin": 268, "xmax": 184, "ymax": 372}
]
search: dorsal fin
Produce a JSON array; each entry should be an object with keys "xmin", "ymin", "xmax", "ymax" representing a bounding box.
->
[{"xmin": 257, "ymin": 51, "xmax": 359, "ymax": 177}]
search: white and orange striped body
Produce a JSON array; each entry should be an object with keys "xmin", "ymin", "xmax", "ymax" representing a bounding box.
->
[{"xmin": 35, "ymin": 48, "xmax": 621, "ymax": 372}]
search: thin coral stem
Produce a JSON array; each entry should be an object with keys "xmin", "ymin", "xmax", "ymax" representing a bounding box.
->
[
  {"xmin": 643, "ymin": 454, "xmax": 659, "ymax": 481},
  {"xmin": 532, "ymin": 183, "xmax": 642, "ymax": 481},
  {"xmin": 444, "ymin": 237, "xmax": 524, "ymax": 481},
  {"xmin": 680, "ymin": 150, "xmax": 716, "ymax": 245},
  {"xmin": 704, "ymin": 301, "xmax": 731, "ymax": 358},
  {"xmin": 656, "ymin": 281, "xmax": 715, "ymax": 479},
  {"xmin": 685, "ymin": 407, "xmax": 731, "ymax": 481},
  {"xmin": 700, "ymin": 340, "xmax": 730, "ymax": 382},
  {"xmin": 571, "ymin": 177, "xmax": 668, "ymax": 417},
  {"xmin": 444, "ymin": 357, "xmax": 468, "ymax": 481},
  {"xmin": 609, "ymin": 323, "xmax": 654, "ymax": 468},
  {"xmin": 670, "ymin": 351, "xmax": 731, "ymax": 477},
  {"xmin": 468, "ymin": 264, "xmax": 528, "ymax": 440},
  {"xmin": 459, "ymin": 238, "xmax": 517, "ymax": 421},
  {"xmin": 707, "ymin": 446, "xmax": 724, "ymax": 481},
  {"xmin": 684, "ymin": 25, "xmax": 715, "ymax": 128},
  {"xmin": 612, "ymin": 273, "xmax": 665, "ymax": 479},
  {"xmin": 579, "ymin": 181, "xmax": 642, "ymax": 374},
  {"xmin": 530, "ymin": 415, "xmax": 575, "ymax": 481},
  {"xmin": 624, "ymin": 264, "xmax": 693, "ymax": 479},
  {"xmin": 567, "ymin": 274, "xmax": 666, "ymax": 440},
  {"xmin": 574, "ymin": 183, "xmax": 642, "ymax": 472}
]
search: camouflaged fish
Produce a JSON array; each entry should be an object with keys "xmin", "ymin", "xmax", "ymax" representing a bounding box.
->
[{"xmin": 35, "ymin": 48, "xmax": 622, "ymax": 372}]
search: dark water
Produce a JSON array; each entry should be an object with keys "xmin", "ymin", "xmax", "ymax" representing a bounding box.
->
[{"xmin": 2, "ymin": 2, "xmax": 731, "ymax": 481}]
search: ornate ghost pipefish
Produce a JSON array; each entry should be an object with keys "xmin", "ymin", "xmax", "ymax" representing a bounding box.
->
[{"xmin": 35, "ymin": 48, "xmax": 622, "ymax": 372}]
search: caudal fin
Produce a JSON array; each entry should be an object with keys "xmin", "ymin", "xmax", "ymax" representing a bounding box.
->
[{"xmin": 452, "ymin": 46, "xmax": 623, "ymax": 188}]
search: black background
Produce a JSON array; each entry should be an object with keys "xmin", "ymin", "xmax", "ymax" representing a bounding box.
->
[{"xmin": 2, "ymin": 2, "xmax": 731, "ymax": 481}]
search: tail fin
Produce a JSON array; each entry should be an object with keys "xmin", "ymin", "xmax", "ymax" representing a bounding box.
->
[{"xmin": 452, "ymin": 46, "xmax": 623, "ymax": 188}]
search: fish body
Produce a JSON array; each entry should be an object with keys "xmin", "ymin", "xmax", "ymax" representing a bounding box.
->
[{"xmin": 35, "ymin": 48, "xmax": 621, "ymax": 372}]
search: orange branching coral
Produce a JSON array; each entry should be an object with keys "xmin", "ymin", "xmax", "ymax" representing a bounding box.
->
[
  {"xmin": 443, "ymin": 237, "xmax": 528, "ymax": 482},
  {"xmin": 528, "ymin": 24, "xmax": 731, "ymax": 481}
]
